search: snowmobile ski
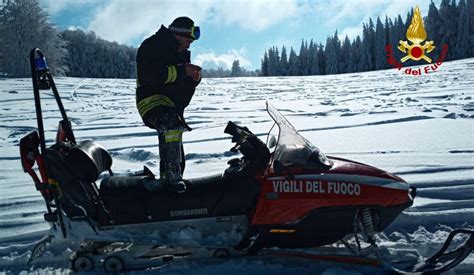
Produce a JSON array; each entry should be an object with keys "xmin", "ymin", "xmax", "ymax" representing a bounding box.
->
[{"xmin": 389, "ymin": 229, "xmax": 474, "ymax": 274}]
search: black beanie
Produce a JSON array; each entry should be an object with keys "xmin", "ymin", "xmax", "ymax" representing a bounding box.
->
[{"xmin": 169, "ymin": 17, "xmax": 195, "ymax": 39}]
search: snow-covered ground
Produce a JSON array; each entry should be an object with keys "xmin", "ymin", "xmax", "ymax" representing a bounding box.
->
[{"xmin": 0, "ymin": 58, "xmax": 473, "ymax": 273}]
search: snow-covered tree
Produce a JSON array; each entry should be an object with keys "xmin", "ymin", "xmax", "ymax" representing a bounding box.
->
[
  {"xmin": 0, "ymin": 0, "xmax": 67, "ymax": 77},
  {"xmin": 61, "ymin": 29, "xmax": 136, "ymax": 78},
  {"xmin": 230, "ymin": 59, "xmax": 243, "ymax": 77}
]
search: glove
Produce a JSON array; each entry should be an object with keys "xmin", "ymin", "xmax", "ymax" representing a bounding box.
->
[{"xmin": 184, "ymin": 63, "xmax": 202, "ymax": 82}]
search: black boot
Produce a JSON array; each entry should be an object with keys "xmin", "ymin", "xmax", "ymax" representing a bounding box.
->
[
  {"xmin": 158, "ymin": 130, "xmax": 186, "ymax": 193},
  {"xmin": 163, "ymin": 162, "xmax": 186, "ymax": 193}
]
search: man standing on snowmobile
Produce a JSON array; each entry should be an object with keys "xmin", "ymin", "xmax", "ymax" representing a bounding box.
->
[{"xmin": 136, "ymin": 16, "xmax": 201, "ymax": 193}]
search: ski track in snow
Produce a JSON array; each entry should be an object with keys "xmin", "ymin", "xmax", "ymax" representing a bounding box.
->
[{"xmin": 0, "ymin": 59, "xmax": 473, "ymax": 273}]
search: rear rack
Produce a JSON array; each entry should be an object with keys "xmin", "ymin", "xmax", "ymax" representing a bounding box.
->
[{"xmin": 19, "ymin": 48, "xmax": 77, "ymax": 236}]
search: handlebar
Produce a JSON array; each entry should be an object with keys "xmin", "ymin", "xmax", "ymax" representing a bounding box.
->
[
  {"xmin": 224, "ymin": 121, "xmax": 252, "ymax": 143},
  {"xmin": 226, "ymin": 121, "xmax": 260, "ymax": 154},
  {"xmin": 224, "ymin": 121, "xmax": 249, "ymax": 152},
  {"xmin": 224, "ymin": 121, "xmax": 254, "ymax": 155},
  {"xmin": 224, "ymin": 121, "xmax": 271, "ymax": 172}
]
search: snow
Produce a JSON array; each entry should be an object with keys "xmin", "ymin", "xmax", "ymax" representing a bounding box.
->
[{"xmin": 1, "ymin": 58, "xmax": 473, "ymax": 273}]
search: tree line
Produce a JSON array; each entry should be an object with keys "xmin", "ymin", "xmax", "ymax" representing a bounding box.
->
[
  {"xmin": 1, "ymin": 0, "xmax": 472, "ymax": 78},
  {"xmin": 0, "ymin": 0, "xmax": 258, "ymax": 78},
  {"xmin": 0, "ymin": 0, "xmax": 259, "ymax": 79},
  {"xmin": 202, "ymin": 60, "xmax": 260, "ymax": 78},
  {"xmin": 0, "ymin": 0, "xmax": 136, "ymax": 78},
  {"xmin": 261, "ymin": 0, "xmax": 473, "ymax": 76},
  {"xmin": 61, "ymin": 29, "xmax": 136, "ymax": 78}
]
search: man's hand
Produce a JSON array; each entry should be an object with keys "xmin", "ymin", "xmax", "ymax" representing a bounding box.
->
[{"xmin": 184, "ymin": 63, "xmax": 202, "ymax": 82}]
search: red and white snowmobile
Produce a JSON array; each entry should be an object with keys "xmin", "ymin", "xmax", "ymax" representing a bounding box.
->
[{"xmin": 21, "ymin": 48, "xmax": 473, "ymax": 273}]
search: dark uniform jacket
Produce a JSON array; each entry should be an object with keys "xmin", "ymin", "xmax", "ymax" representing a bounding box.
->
[{"xmin": 136, "ymin": 25, "xmax": 199, "ymax": 129}]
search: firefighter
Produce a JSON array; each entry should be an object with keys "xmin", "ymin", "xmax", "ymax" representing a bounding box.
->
[{"xmin": 136, "ymin": 16, "xmax": 201, "ymax": 192}]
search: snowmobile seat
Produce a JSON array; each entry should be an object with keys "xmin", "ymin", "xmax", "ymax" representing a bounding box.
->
[
  {"xmin": 100, "ymin": 174, "xmax": 224, "ymax": 194},
  {"xmin": 97, "ymin": 172, "xmax": 260, "ymax": 225},
  {"xmin": 100, "ymin": 175, "xmax": 156, "ymax": 192},
  {"xmin": 65, "ymin": 140, "xmax": 112, "ymax": 182},
  {"xmin": 186, "ymin": 174, "xmax": 225, "ymax": 190},
  {"xmin": 98, "ymin": 174, "xmax": 225, "ymax": 225}
]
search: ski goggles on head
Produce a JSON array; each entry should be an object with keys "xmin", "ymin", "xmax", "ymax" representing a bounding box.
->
[
  {"xmin": 169, "ymin": 25, "xmax": 201, "ymax": 40},
  {"xmin": 191, "ymin": 26, "xmax": 200, "ymax": 40}
]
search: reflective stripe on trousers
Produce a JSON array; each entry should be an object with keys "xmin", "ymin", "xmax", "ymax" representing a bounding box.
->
[{"xmin": 158, "ymin": 129, "xmax": 186, "ymax": 177}]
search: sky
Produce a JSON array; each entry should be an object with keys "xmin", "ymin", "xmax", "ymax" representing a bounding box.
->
[{"xmin": 39, "ymin": 0, "xmax": 441, "ymax": 70}]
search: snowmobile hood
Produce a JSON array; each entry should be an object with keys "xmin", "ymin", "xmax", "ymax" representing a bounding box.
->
[{"xmin": 324, "ymin": 155, "xmax": 408, "ymax": 190}]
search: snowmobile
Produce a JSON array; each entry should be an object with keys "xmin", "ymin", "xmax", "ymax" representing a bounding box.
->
[{"xmin": 21, "ymin": 48, "xmax": 473, "ymax": 273}]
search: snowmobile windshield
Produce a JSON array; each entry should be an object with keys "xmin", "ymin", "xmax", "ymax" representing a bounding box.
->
[{"xmin": 266, "ymin": 102, "xmax": 332, "ymax": 169}]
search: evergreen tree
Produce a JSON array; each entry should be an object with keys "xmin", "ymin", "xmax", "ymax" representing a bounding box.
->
[
  {"xmin": 385, "ymin": 18, "xmax": 404, "ymax": 68},
  {"xmin": 309, "ymin": 40, "xmax": 320, "ymax": 75},
  {"xmin": 305, "ymin": 40, "xmax": 314, "ymax": 75},
  {"xmin": 388, "ymin": 17, "xmax": 398, "ymax": 62},
  {"xmin": 454, "ymin": 0, "xmax": 470, "ymax": 59},
  {"xmin": 280, "ymin": 46, "xmax": 289, "ymax": 76},
  {"xmin": 426, "ymin": 0, "xmax": 442, "ymax": 47},
  {"xmin": 374, "ymin": 16, "xmax": 387, "ymax": 70},
  {"xmin": 230, "ymin": 59, "xmax": 243, "ymax": 77},
  {"xmin": 266, "ymin": 48, "xmax": 272, "ymax": 76},
  {"xmin": 468, "ymin": 0, "xmax": 474, "ymax": 57},
  {"xmin": 267, "ymin": 46, "xmax": 280, "ymax": 76},
  {"xmin": 359, "ymin": 23, "xmax": 370, "ymax": 71},
  {"xmin": 405, "ymin": 8, "xmax": 414, "ymax": 30},
  {"xmin": 317, "ymin": 43, "xmax": 326, "ymax": 75},
  {"xmin": 261, "ymin": 50, "xmax": 269, "ymax": 76},
  {"xmin": 350, "ymin": 36, "xmax": 362, "ymax": 73},
  {"xmin": 325, "ymin": 34, "xmax": 339, "ymax": 75},
  {"xmin": 288, "ymin": 47, "xmax": 300, "ymax": 76},
  {"xmin": 394, "ymin": 15, "xmax": 406, "ymax": 62},
  {"xmin": 309, "ymin": 48, "xmax": 320, "ymax": 75},
  {"xmin": 366, "ymin": 19, "xmax": 376, "ymax": 70},
  {"xmin": 384, "ymin": 16, "xmax": 391, "ymax": 46},
  {"xmin": 438, "ymin": 0, "xmax": 458, "ymax": 59},
  {"xmin": 274, "ymin": 47, "xmax": 280, "ymax": 75},
  {"xmin": 340, "ymin": 35, "xmax": 351, "ymax": 73},
  {"xmin": 333, "ymin": 31, "xmax": 342, "ymax": 73},
  {"xmin": 0, "ymin": 0, "xmax": 67, "ymax": 77},
  {"xmin": 298, "ymin": 39, "xmax": 309, "ymax": 75}
]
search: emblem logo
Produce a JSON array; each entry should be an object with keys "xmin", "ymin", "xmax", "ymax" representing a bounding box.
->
[
  {"xmin": 398, "ymin": 6, "xmax": 435, "ymax": 63},
  {"xmin": 385, "ymin": 5, "xmax": 448, "ymax": 76}
]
